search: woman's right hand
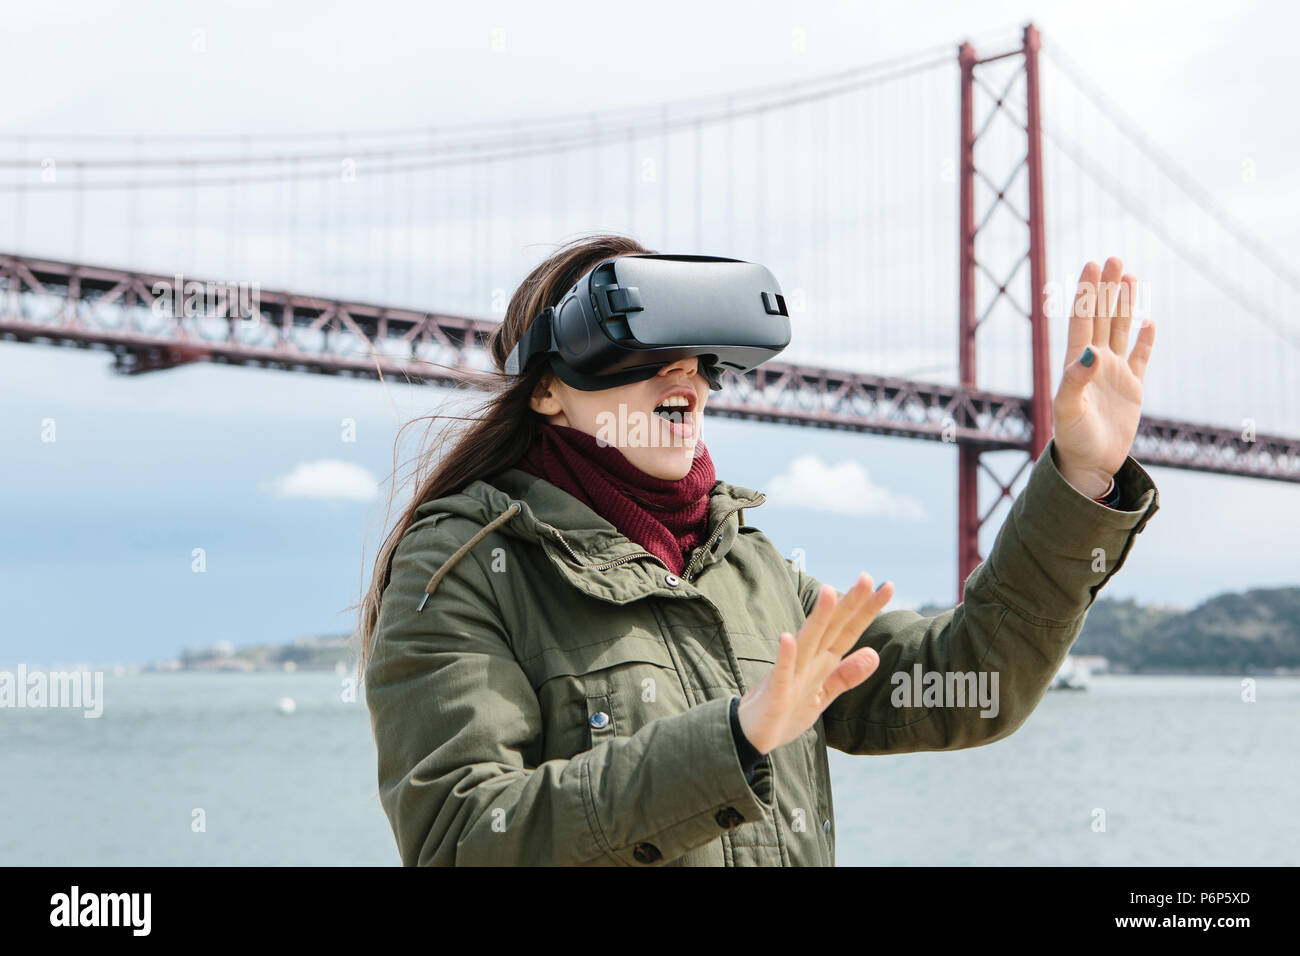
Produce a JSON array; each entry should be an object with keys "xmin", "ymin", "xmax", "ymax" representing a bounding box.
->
[{"xmin": 737, "ymin": 573, "xmax": 894, "ymax": 755}]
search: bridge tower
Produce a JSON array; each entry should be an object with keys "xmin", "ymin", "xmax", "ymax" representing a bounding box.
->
[{"xmin": 956, "ymin": 23, "xmax": 1052, "ymax": 602}]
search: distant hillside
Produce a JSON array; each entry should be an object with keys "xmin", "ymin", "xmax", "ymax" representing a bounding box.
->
[
  {"xmin": 1076, "ymin": 588, "xmax": 1300, "ymax": 674},
  {"xmin": 1065, "ymin": 596, "xmax": 1182, "ymax": 670},
  {"xmin": 922, "ymin": 587, "xmax": 1300, "ymax": 674}
]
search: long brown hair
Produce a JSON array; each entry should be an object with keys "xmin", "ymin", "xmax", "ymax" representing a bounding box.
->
[{"xmin": 353, "ymin": 233, "xmax": 653, "ymax": 678}]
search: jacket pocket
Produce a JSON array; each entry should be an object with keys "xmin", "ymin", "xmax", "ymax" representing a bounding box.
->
[
  {"xmin": 526, "ymin": 635, "xmax": 676, "ymax": 682},
  {"xmin": 527, "ymin": 633, "xmax": 686, "ymax": 763}
]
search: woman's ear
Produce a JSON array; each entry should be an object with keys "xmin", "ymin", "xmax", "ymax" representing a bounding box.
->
[{"xmin": 528, "ymin": 373, "xmax": 564, "ymax": 417}]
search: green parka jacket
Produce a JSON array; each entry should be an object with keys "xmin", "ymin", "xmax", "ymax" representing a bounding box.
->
[{"xmin": 365, "ymin": 436, "xmax": 1159, "ymax": 866}]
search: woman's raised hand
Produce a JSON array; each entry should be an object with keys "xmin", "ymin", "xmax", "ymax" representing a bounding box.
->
[
  {"xmin": 737, "ymin": 573, "xmax": 894, "ymax": 755},
  {"xmin": 1051, "ymin": 256, "xmax": 1156, "ymax": 498}
]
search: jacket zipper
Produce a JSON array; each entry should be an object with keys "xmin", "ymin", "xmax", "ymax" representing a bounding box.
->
[
  {"xmin": 682, "ymin": 493, "xmax": 766, "ymax": 581},
  {"xmin": 548, "ymin": 526, "xmax": 667, "ymax": 572}
]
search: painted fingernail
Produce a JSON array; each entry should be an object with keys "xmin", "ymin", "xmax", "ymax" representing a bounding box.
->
[{"xmin": 1081, "ymin": 347, "xmax": 1095, "ymax": 367}]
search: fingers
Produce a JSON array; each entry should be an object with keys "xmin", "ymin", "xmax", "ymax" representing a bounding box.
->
[
  {"xmin": 1110, "ymin": 273, "xmax": 1136, "ymax": 356},
  {"xmin": 1128, "ymin": 316, "xmax": 1156, "ymax": 383},
  {"xmin": 1092, "ymin": 256, "xmax": 1123, "ymax": 350},
  {"xmin": 796, "ymin": 585, "xmax": 841, "ymax": 674},
  {"xmin": 795, "ymin": 574, "xmax": 889, "ymax": 675},
  {"xmin": 821, "ymin": 646, "xmax": 881, "ymax": 700},
  {"xmin": 817, "ymin": 573, "xmax": 874, "ymax": 654},
  {"xmin": 824, "ymin": 577, "xmax": 894, "ymax": 660},
  {"xmin": 1066, "ymin": 261, "xmax": 1100, "ymax": 365}
]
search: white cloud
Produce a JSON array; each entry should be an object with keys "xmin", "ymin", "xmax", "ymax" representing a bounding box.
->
[
  {"xmin": 272, "ymin": 460, "xmax": 378, "ymax": 502},
  {"xmin": 765, "ymin": 454, "xmax": 927, "ymax": 519}
]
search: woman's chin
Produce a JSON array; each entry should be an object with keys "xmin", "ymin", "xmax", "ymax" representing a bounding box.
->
[{"xmin": 629, "ymin": 444, "xmax": 697, "ymax": 480}]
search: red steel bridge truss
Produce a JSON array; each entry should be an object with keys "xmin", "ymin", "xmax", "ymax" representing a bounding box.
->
[{"xmin": 3, "ymin": 25, "xmax": 1297, "ymax": 603}]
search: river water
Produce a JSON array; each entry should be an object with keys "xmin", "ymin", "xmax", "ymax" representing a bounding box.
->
[{"xmin": 3, "ymin": 672, "xmax": 1295, "ymax": 865}]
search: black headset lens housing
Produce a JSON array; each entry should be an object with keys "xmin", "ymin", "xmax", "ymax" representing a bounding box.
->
[{"xmin": 504, "ymin": 254, "xmax": 790, "ymax": 393}]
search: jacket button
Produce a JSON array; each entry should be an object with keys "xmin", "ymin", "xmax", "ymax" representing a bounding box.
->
[
  {"xmin": 588, "ymin": 711, "xmax": 610, "ymax": 729},
  {"xmin": 823, "ymin": 818, "xmax": 832, "ymax": 835},
  {"xmin": 632, "ymin": 842, "xmax": 662, "ymax": 864},
  {"xmin": 664, "ymin": 573, "xmax": 681, "ymax": 587},
  {"xmin": 715, "ymin": 807, "xmax": 745, "ymax": 830}
]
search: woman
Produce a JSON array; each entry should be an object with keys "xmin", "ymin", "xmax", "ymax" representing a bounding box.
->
[{"xmin": 359, "ymin": 233, "xmax": 1160, "ymax": 866}]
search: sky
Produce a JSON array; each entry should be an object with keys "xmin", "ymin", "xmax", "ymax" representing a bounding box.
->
[{"xmin": 2, "ymin": 0, "xmax": 1298, "ymax": 668}]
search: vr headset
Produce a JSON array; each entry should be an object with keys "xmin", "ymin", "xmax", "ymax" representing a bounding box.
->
[{"xmin": 503, "ymin": 253, "xmax": 791, "ymax": 391}]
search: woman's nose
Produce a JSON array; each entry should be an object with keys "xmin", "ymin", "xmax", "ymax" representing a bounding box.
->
[{"xmin": 658, "ymin": 357, "xmax": 699, "ymax": 376}]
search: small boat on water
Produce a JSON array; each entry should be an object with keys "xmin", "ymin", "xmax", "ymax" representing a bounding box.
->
[{"xmin": 1050, "ymin": 655, "xmax": 1091, "ymax": 691}]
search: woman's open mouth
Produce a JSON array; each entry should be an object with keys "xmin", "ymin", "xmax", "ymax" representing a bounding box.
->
[{"xmin": 652, "ymin": 392, "xmax": 698, "ymax": 441}]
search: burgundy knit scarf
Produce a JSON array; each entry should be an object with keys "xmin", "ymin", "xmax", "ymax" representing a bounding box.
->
[{"xmin": 514, "ymin": 421, "xmax": 717, "ymax": 575}]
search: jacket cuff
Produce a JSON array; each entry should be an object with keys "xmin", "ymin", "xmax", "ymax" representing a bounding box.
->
[
  {"xmin": 729, "ymin": 695, "xmax": 764, "ymax": 782},
  {"xmin": 979, "ymin": 435, "xmax": 1160, "ymax": 624}
]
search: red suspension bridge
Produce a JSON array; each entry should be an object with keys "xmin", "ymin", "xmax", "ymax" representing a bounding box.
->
[{"xmin": 2, "ymin": 23, "xmax": 1296, "ymax": 601}]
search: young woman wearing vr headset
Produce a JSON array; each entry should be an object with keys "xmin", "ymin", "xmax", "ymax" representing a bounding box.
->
[{"xmin": 358, "ymin": 233, "xmax": 1160, "ymax": 866}]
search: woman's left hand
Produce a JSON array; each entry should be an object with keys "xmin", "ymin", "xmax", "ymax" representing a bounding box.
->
[{"xmin": 1051, "ymin": 256, "xmax": 1157, "ymax": 499}]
